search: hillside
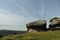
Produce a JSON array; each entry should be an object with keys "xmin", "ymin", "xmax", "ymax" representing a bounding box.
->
[
  {"xmin": 1, "ymin": 30, "xmax": 60, "ymax": 40},
  {"xmin": 0, "ymin": 30, "xmax": 26, "ymax": 37}
]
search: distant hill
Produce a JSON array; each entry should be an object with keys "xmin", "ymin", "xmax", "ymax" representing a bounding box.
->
[{"xmin": 0, "ymin": 30, "xmax": 26, "ymax": 37}]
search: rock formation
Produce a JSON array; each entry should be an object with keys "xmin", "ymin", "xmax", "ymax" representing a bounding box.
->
[
  {"xmin": 26, "ymin": 20, "xmax": 46, "ymax": 32},
  {"xmin": 49, "ymin": 17, "xmax": 60, "ymax": 30}
]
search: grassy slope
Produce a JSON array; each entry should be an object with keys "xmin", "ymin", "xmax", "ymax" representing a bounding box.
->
[{"xmin": 1, "ymin": 31, "xmax": 60, "ymax": 40}]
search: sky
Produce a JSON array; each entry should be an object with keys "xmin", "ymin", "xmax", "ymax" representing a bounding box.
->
[{"xmin": 0, "ymin": 0, "xmax": 60, "ymax": 31}]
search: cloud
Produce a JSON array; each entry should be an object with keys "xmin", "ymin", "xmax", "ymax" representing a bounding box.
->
[
  {"xmin": 0, "ymin": 0, "xmax": 47, "ymax": 30},
  {"xmin": 0, "ymin": 8, "xmax": 38, "ymax": 30},
  {"xmin": 0, "ymin": 8, "xmax": 28, "ymax": 30}
]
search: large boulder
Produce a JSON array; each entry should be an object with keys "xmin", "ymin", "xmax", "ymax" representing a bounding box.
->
[
  {"xmin": 26, "ymin": 20, "xmax": 46, "ymax": 32},
  {"xmin": 49, "ymin": 17, "xmax": 60, "ymax": 30},
  {"xmin": 50, "ymin": 17, "xmax": 60, "ymax": 25}
]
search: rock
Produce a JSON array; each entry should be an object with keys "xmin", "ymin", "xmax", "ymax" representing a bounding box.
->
[
  {"xmin": 49, "ymin": 17, "xmax": 60, "ymax": 30},
  {"xmin": 50, "ymin": 17, "xmax": 60, "ymax": 25},
  {"xmin": 26, "ymin": 20, "xmax": 46, "ymax": 32}
]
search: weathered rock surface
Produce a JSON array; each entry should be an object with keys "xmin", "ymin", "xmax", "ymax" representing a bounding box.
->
[
  {"xmin": 50, "ymin": 17, "xmax": 60, "ymax": 25},
  {"xmin": 49, "ymin": 17, "xmax": 60, "ymax": 30},
  {"xmin": 26, "ymin": 20, "xmax": 46, "ymax": 32}
]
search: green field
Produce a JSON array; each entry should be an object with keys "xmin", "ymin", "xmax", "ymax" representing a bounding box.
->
[{"xmin": 1, "ymin": 30, "xmax": 60, "ymax": 40}]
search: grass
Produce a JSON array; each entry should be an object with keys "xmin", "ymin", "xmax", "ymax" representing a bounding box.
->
[{"xmin": 1, "ymin": 30, "xmax": 60, "ymax": 40}]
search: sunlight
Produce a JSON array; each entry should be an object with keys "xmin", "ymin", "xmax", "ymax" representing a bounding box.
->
[
  {"xmin": 11, "ymin": 0, "xmax": 34, "ymax": 19},
  {"xmin": 41, "ymin": 0, "xmax": 45, "ymax": 19}
]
